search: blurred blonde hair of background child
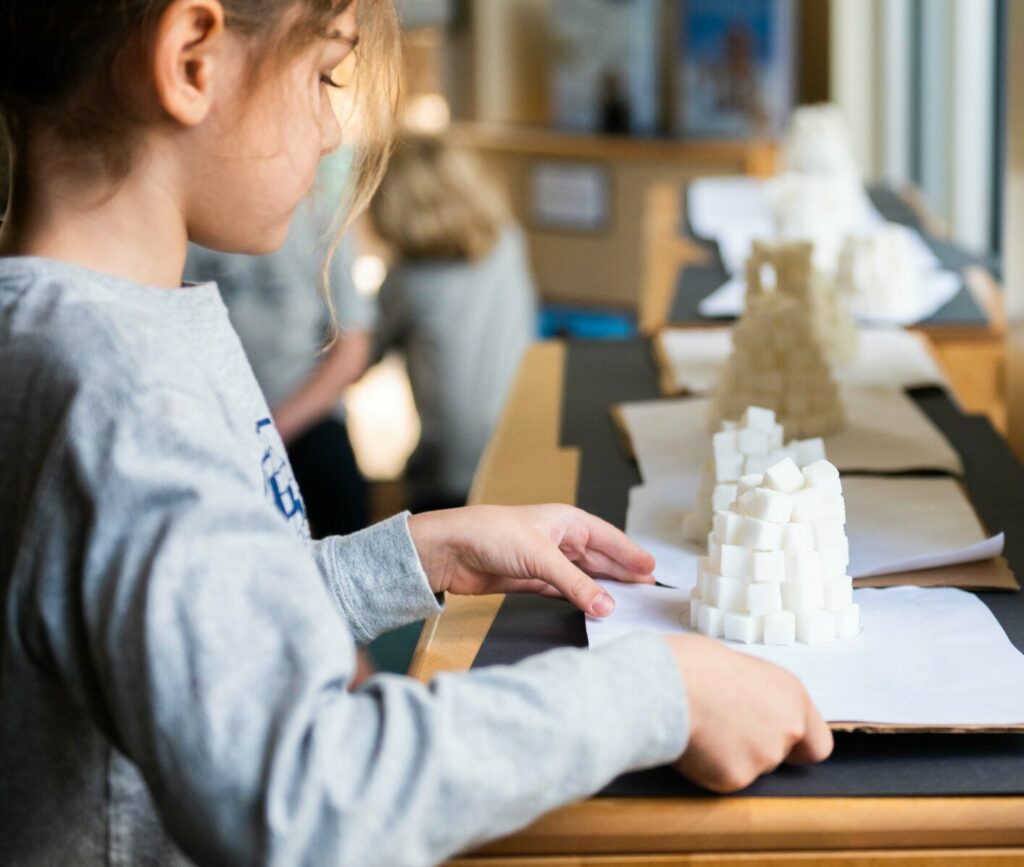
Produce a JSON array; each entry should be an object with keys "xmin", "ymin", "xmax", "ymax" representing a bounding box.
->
[{"xmin": 368, "ymin": 135, "xmax": 539, "ymax": 511}]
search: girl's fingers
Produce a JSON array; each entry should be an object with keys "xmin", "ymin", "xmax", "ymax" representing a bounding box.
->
[
  {"xmin": 532, "ymin": 543, "xmax": 617, "ymax": 617},
  {"xmin": 574, "ymin": 548, "xmax": 657, "ymax": 584},
  {"xmin": 785, "ymin": 703, "xmax": 835, "ymax": 765},
  {"xmin": 573, "ymin": 511, "xmax": 656, "ymax": 575}
]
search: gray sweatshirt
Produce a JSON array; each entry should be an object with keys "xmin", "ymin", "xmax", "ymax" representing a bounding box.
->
[{"xmin": 0, "ymin": 256, "xmax": 689, "ymax": 867}]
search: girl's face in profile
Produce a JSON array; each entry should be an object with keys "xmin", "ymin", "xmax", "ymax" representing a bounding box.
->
[{"xmin": 187, "ymin": 2, "xmax": 359, "ymax": 255}]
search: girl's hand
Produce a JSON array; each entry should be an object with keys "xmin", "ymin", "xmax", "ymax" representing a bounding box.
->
[
  {"xmin": 665, "ymin": 633, "xmax": 834, "ymax": 791},
  {"xmin": 407, "ymin": 504, "xmax": 656, "ymax": 618}
]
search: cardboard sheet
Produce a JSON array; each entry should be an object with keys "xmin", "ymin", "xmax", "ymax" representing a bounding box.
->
[
  {"xmin": 624, "ymin": 477, "xmax": 1016, "ymax": 591},
  {"xmin": 652, "ymin": 327, "xmax": 949, "ymax": 396},
  {"xmin": 613, "ymin": 386, "xmax": 963, "ymax": 479},
  {"xmin": 587, "ymin": 581, "xmax": 1024, "ymax": 732}
]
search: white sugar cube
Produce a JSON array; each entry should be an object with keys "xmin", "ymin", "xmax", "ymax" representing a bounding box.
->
[
  {"xmin": 721, "ymin": 420, "xmax": 739, "ymax": 431},
  {"xmin": 735, "ymin": 489, "xmax": 756, "ymax": 516},
  {"xmin": 708, "ymin": 540, "xmax": 723, "ymax": 572},
  {"xmin": 736, "ymin": 473, "xmax": 764, "ymax": 498},
  {"xmin": 696, "ymin": 558, "xmax": 713, "ymax": 598},
  {"xmin": 814, "ymin": 519, "xmax": 846, "ymax": 550},
  {"xmin": 698, "ymin": 604, "xmax": 724, "ymax": 638},
  {"xmin": 738, "ymin": 516, "xmax": 783, "ymax": 551},
  {"xmin": 769, "ymin": 425, "xmax": 785, "ymax": 450},
  {"xmin": 714, "ymin": 452, "xmax": 745, "ymax": 482},
  {"xmin": 763, "ymin": 610, "xmax": 796, "ymax": 645},
  {"xmin": 803, "ymin": 459, "xmax": 842, "ymax": 493},
  {"xmin": 712, "ymin": 483, "xmax": 738, "ymax": 513},
  {"xmin": 719, "ymin": 544, "xmax": 752, "ymax": 579},
  {"xmin": 712, "ymin": 429, "xmax": 739, "ymax": 458},
  {"xmin": 738, "ymin": 428, "xmax": 770, "ymax": 456},
  {"xmin": 747, "ymin": 581, "xmax": 783, "ymax": 617},
  {"xmin": 795, "ymin": 437, "xmax": 827, "ymax": 467},
  {"xmin": 724, "ymin": 612, "xmax": 763, "ymax": 644},
  {"xmin": 752, "ymin": 550, "xmax": 785, "ymax": 583},
  {"xmin": 709, "ymin": 575, "xmax": 747, "ymax": 610},
  {"xmin": 790, "ymin": 488, "xmax": 823, "ymax": 523},
  {"xmin": 820, "ymin": 546, "xmax": 850, "ymax": 577},
  {"xmin": 785, "ymin": 550, "xmax": 823, "ymax": 583},
  {"xmin": 781, "ymin": 522, "xmax": 816, "ymax": 552},
  {"xmin": 782, "ymin": 578, "xmax": 825, "ymax": 612},
  {"xmin": 689, "ymin": 599, "xmax": 702, "ymax": 629},
  {"xmin": 713, "ymin": 511, "xmax": 742, "ymax": 545},
  {"xmin": 835, "ymin": 604, "xmax": 861, "ymax": 640},
  {"xmin": 743, "ymin": 487, "xmax": 795, "ymax": 523},
  {"xmin": 796, "ymin": 610, "xmax": 836, "ymax": 645},
  {"xmin": 743, "ymin": 455, "xmax": 769, "ymax": 475},
  {"xmin": 764, "ymin": 457, "xmax": 805, "ymax": 493},
  {"xmin": 820, "ymin": 492, "xmax": 846, "ymax": 521},
  {"xmin": 742, "ymin": 406, "xmax": 776, "ymax": 432},
  {"xmin": 823, "ymin": 575, "xmax": 854, "ymax": 610}
]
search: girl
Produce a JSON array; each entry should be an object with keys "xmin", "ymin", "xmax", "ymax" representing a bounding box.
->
[
  {"xmin": 369, "ymin": 134, "xmax": 538, "ymax": 513},
  {"xmin": 0, "ymin": 2, "xmax": 832, "ymax": 866}
]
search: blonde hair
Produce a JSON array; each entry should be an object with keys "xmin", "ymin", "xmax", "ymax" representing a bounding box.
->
[{"xmin": 369, "ymin": 135, "xmax": 510, "ymax": 262}]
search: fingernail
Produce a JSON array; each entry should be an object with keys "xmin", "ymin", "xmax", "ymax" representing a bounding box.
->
[{"xmin": 592, "ymin": 593, "xmax": 615, "ymax": 617}]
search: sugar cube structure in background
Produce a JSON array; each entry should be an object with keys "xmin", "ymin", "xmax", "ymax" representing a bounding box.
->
[
  {"xmin": 709, "ymin": 241, "xmax": 849, "ymax": 438},
  {"xmin": 688, "ymin": 456, "xmax": 860, "ymax": 646},
  {"xmin": 682, "ymin": 407, "xmax": 839, "ymax": 544}
]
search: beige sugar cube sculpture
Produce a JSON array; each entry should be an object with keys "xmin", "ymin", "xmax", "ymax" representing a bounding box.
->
[{"xmin": 710, "ymin": 241, "xmax": 849, "ymax": 437}]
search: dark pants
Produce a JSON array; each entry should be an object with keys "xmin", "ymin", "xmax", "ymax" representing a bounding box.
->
[{"xmin": 287, "ymin": 417, "xmax": 368, "ymax": 539}]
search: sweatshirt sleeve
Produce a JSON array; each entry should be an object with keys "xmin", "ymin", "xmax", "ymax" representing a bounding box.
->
[
  {"xmin": 47, "ymin": 384, "xmax": 689, "ymax": 867},
  {"xmin": 310, "ymin": 516, "xmax": 443, "ymax": 645}
]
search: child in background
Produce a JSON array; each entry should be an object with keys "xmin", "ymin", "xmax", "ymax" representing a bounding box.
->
[
  {"xmin": 369, "ymin": 135, "xmax": 538, "ymax": 512},
  {"xmin": 187, "ymin": 154, "xmax": 371, "ymax": 537},
  {"xmin": 0, "ymin": 2, "xmax": 832, "ymax": 866}
]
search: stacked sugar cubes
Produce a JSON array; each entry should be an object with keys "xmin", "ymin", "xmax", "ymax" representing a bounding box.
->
[
  {"xmin": 689, "ymin": 455, "xmax": 860, "ymax": 646},
  {"xmin": 837, "ymin": 224, "xmax": 926, "ymax": 321},
  {"xmin": 781, "ymin": 104, "xmax": 860, "ymax": 179},
  {"xmin": 683, "ymin": 406, "xmax": 826, "ymax": 543},
  {"xmin": 711, "ymin": 241, "xmax": 847, "ymax": 437}
]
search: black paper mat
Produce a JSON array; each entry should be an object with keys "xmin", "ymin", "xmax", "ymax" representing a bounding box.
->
[
  {"xmin": 472, "ymin": 337, "xmax": 1024, "ymax": 797},
  {"xmin": 669, "ymin": 184, "xmax": 992, "ymax": 327}
]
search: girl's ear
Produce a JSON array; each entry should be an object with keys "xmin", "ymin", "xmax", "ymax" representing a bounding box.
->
[{"xmin": 152, "ymin": 0, "xmax": 226, "ymax": 126}]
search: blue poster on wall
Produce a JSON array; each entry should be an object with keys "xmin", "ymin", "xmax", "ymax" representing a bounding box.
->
[{"xmin": 676, "ymin": 0, "xmax": 795, "ymax": 138}]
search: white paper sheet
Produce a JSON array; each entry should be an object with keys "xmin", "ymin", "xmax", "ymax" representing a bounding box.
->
[
  {"xmin": 617, "ymin": 386, "xmax": 962, "ymax": 480},
  {"xmin": 587, "ymin": 582, "xmax": 1024, "ymax": 726},
  {"xmin": 625, "ymin": 476, "xmax": 1002, "ymax": 588},
  {"xmin": 655, "ymin": 327, "xmax": 948, "ymax": 395},
  {"xmin": 625, "ymin": 479, "xmax": 705, "ymax": 590},
  {"xmin": 697, "ymin": 270, "xmax": 962, "ymax": 327}
]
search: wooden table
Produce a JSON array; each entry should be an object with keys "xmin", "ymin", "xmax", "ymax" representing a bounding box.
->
[
  {"xmin": 409, "ymin": 341, "xmax": 1024, "ymax": 866},
  {"xmin": 640, "ymin": 181, "xmax": 1008, "ymax": 433}
]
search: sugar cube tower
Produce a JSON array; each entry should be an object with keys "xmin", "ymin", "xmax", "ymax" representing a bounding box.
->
[
  {"xmin": 780, "ymin": 103, "xmax": 860, "ymax": 180},
  {"xmin": 836, "ymin": 223, "xmax": 926, "ymax": 321},
  {"xmin": 683, "ymin": 406, "xmax": 827, "ymax": 543},
  {"xmin": 767, "ymin": 172, "xmax": 872, "ymax": 276},
  {"xmin": 689, "ymin": 456, "xmax": 860, "ymax": 646},
  {"xmin": 711, "ymin": 241, "xmax": 848, "ymax": 437}
]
